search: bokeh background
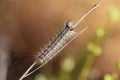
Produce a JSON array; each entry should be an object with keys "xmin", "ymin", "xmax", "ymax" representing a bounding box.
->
[{"xmin": 0, "ymin": 0, "xmax": 120, "ymax": 80}]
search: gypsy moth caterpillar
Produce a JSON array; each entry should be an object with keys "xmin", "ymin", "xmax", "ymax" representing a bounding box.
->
[
  {"xmin": 19, "ymin": 0, "xmax": 102, "ymax": 80},
  {"xmin": 37, "ymin": 23, "xmax": 75, "ymax": 64}
]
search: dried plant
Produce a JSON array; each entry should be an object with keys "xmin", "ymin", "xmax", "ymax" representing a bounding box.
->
[{"xmin": 19, "ymin": 0, "xmax": 102, "ymax": 80}]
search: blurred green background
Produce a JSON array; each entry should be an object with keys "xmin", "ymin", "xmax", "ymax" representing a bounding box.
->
[{"xmin": 0, "ymin": 0, "xmax": 120, "ymax": 80}]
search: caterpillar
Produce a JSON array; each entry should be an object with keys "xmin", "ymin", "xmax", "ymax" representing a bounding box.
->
[
  {"xmin": 37, "ymin": 23, "xmax": 75, "ymax": 64},
  {"xmin": 19, "ymin": 0, "xmax": 102, "ymax": 80}
]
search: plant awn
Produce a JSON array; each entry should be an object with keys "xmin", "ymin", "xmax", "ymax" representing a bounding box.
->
[{"xmin": 19, "ymin": 0, "xmax": 102, "ymax": 80}]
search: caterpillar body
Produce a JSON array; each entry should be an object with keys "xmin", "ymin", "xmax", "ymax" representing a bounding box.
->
[{"xmin": 37, "ymin": 23, "xmax": 76, "ymax": 64}]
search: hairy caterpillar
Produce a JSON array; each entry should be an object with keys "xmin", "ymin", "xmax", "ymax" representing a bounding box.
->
[
  {"xmin": 37, "ymin": 23, "xmax": 75, "ymax": 64},
  {"xmin": 19, "ymin": 0, "xmax": 102, "ymax": 80}
]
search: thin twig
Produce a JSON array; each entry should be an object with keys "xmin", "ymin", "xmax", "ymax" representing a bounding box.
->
[
  {"xmin": 19, "ymin": 62, "xmax": 37, "ymax": 80},
  {"xmin": 18, "ymin": 0, "xmax": 101, "ymax": 80},
  {"xmin": 72, "ymin": 0, "xmax": 102, "ymax": 29}
]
